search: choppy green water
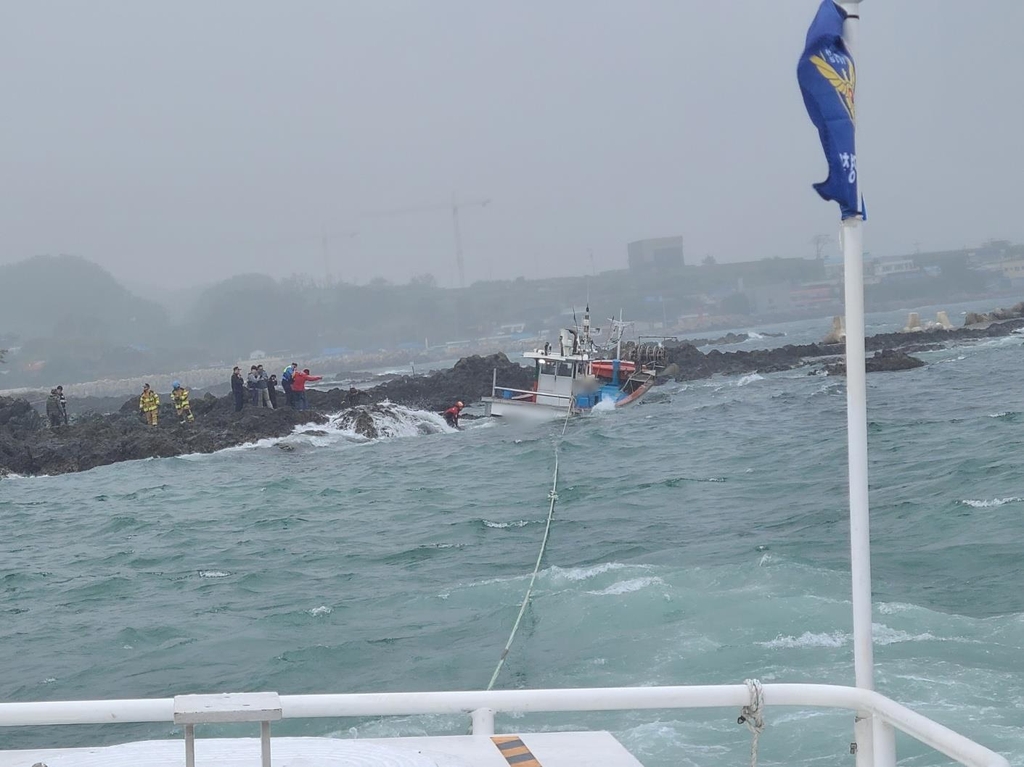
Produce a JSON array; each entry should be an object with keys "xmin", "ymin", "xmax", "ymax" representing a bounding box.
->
[{"xmin": 2, "ymin": 302, "xmax": 1023, "ymax": 766}]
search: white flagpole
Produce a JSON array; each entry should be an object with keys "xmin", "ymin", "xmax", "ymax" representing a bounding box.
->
[{"xmin": 834, "ymin": 2, "xmax": 884, "ymax": 765}]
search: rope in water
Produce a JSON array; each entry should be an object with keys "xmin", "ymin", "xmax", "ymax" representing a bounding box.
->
[{"xmin": 485, "ymin": 400, "xmax": 574, "ymax": 691}]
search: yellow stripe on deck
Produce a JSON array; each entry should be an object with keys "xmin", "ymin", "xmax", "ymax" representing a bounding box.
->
[{"xmin": 491, "ymin": 735, "xmax": 543, "ymax": 766}]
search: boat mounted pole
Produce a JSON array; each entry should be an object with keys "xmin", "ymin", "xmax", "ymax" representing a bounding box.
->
[
  {"xmin": 837, "ymin": 0, "xmax": 872, "ymax": 692},
  {"xmin": 835, "ymin": 1, "xmax": 879, "ymax": 764}
]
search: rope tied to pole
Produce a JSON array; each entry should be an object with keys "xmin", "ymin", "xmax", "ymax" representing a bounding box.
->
[{"xmin": 737, "ymin": 678, "xmax": 765, "ymax": 767}]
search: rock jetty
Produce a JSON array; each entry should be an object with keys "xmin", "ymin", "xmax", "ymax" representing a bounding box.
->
[
  {"xmin": 3, "ymin": 306, "xmax": 1022, "ymax": 477},
  {"xmin": 0, "ymin": 353, "xmax": 531, "ymax": 477}
]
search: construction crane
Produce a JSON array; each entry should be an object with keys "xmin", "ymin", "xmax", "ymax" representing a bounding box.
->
[{"xmin": 366, "ymin": 194, "xmax": 491, "ymax": 288}]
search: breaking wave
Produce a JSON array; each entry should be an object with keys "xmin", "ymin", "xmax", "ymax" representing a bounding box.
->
[{"xmin": 959, "ymin": 497, "xmax": 1023, "ymax": 508}]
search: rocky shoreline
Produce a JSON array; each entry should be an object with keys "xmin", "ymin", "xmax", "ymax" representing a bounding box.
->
[
  {"xmin": 3, "ymin": 310, "xmax": 1022, "ymax": 477},
  {"xmin": 0, "ymin": 355, "xmax": 533, "ymax": 477}
]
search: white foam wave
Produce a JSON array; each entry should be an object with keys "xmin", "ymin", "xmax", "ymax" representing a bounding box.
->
[
  {"xmin": 182, "ymin": 403, "xmax": 457, "ymax": 460},
  {"xmin": 876, "ymin": 602, "xmax": 915, "ymax": 615},
  {"xmin": 747, "ymin": 332, "xmax": 764, "ymax": 340},
  {"xmin": 760, "ymin": 630, "xmax": 847, "ymax": 649},
  {"xmin": 470, "ymin": 561, "xmax": 646, "ymax": 589},
  {"xmin": 198, "ymin": 570, "xmax": 230, "ymax": 578},
  {"xmin": 735, "ymin": 373, "xmax": 764, "ymax": 386},
  {"xmin": 308, "ymin": 605, "xmax": 332, "ymax": 616},
  {"xmin": 547, "ymin": 562, "xmax": 648, "ymax": 583},
  {"xmin": 761, "ymin": 623, "xmax": 944, "ymax": 649},
  {"xmin": 592, "ymin": 398, "xmax": 616, "ymax": 412},
  {"xmin": 960, "ymin": 497, "xmax": 1022, "ymax": 508},
  {"xmin": 483, "ymin": 519, "xmax": 537, "ymax": 529},
  {"xmin": 586, "ymin": 576, "xmax": 665, "ymax": 596},
  {"xmin": 329, "ymin": 402, "xmax": 456, "ymax": 441},
  {"xmin": 873, "ymin": 625, "xmax": 937, "ymax": 645}
]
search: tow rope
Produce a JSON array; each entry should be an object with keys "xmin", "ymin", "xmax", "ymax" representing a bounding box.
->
[{"xmin": 485, "ymin": 401, "xmax": 573, "ymax": 691}]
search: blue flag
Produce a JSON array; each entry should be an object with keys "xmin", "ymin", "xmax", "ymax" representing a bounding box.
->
[{"xmin": 798, "ymin": 0, "xmax": 863, "ymax": 219}]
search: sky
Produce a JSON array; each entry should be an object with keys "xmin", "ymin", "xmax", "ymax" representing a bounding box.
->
[{"xmin": 2, "ymin": 1, "xmax": 1023, "ymax": 290}]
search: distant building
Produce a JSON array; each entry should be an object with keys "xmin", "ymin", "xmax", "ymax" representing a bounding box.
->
[
  {"xmin": 967, "ymin": 240, "xmax": 1014, "ymax": 266},
  {"xmin": 789, "ymin": 282, "xmax": 837, "ymax": 309},
  {"xmin": 1000, "ymin": 259, "xmax": 1024, "ymax": 287},
  {"xmin": 870, "ymin": 256, "xmax": 919, "ymax": 279},
  {"xmin": 627, "ymin": 237, "xmax": 684, "ymax": 270},
  {"xmin": 745, "ymin": 283, "xmax": 793, "ymax": 314}
]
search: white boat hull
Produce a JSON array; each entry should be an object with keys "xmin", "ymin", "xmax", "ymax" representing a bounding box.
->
[{"xmin": 483, "ymin": 396, "xmax": 569, "ymax": 421}]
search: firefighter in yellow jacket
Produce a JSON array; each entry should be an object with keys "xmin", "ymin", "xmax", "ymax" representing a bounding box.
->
[
  {"xmin": 139, "ymin": 383, "xmax": 159, "ymax": 426},
  {"xmin": 171, "ymin": 381, "xmax": 195, "ymax": 425}
]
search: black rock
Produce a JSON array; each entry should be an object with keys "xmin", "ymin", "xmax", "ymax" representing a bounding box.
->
[{"xmin": 824, "ymin": 349, "xmax": 926, "ymax": 377}]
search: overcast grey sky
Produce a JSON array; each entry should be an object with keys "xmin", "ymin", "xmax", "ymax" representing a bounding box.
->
[{"xmin": 2, "ymin": 1, "xmax": 1022, "ymax": 289}]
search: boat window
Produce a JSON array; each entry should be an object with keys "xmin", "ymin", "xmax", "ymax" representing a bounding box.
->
[{"xmin": 555, "ymin": 362, "xmax": 574, "ymax": 377}]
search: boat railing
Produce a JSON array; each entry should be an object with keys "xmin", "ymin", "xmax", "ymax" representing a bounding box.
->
[
  {"xmin": 489, "ymin": 385, "xmax": 571, "ymax": 403},
  {"xmin": 0, "ymin": 683, "xmax": 1008, "ymax": 767},
  {"xmin": 488, "ymin": 367, "xmax": 574, "ymax": 404}
]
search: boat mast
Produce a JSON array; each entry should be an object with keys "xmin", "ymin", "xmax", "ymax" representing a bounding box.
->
[{"xmin": 615, "ymin": 309, "xmax": 623, "ymax": 361}]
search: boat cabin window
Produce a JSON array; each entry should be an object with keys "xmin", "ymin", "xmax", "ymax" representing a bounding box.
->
[{"xmin": 537, "ymin": 360, "xmax": 576, "ymax": 378}]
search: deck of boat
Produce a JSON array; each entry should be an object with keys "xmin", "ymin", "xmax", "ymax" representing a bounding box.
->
[{"xmin": 0, "ymin": 732, "xmax": 643, "ymax": 767}]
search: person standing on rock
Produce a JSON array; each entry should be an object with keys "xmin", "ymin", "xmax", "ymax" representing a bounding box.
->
[
  {"xmin": 171, "ymin": 381, "xmax": 195, "ymax": 425},
  {"xmin": 268, "ymin": 374, "xmax": 279, "ymax": 409},
  {"xmin": 56, "ymin": 385, "xmax": 68, "ymax": 425},
  {"xmin": 46, "ymin": 389, "xmax": 62, "ymax": 428},
  {"xmin": 139, "ymin": 383, "xmax": 159, "ymax": 427},
  {"xmin": 247, "ymin": 366, "xmax": 259, "ymax": 406},
  {"xmin": 255, "ymin": 364, "xmax": 273, "ymax": 408},
  {"xmin": 290, "ymin": 367, "xmax": 321, "ymax": 411},
  {"xmin": 231, "ymin": 366, "xmax": 245, "ymax": 412},
  {"xmin": 281, "ymin": 363, "xmax": 296, "ymax": 408}
]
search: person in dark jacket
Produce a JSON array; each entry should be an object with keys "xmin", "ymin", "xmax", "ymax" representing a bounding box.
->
[
  {"xmin": 247, "ymin": 365, "xmax": 259, "ymax": 406},
  {"xmin": 56, "ymin": 385, "xmax": 68, "ymax": 424},
  {"xmin": 46, "ymin": 389, "xmax": 62, "ymax": 427},
  {"xmin": 231, "ymin": 366, "xmax": 245, "ymax": 412},
  {"xmin": 255, "ymin": 364, "xmax": 272, "ymax": 408},
  {"xmin": 268, "ymin": 374, "xmax": 279, "ymax": 409}
]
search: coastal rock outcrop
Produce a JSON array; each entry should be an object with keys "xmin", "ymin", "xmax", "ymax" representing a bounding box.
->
[
  {"xmin": 651, "ymin": 312, "xmax": 1024, "ymax": 383},
  {"xmin": 0, "ymin": 353, "xmax": 530, "ymax": 477},
  {"xmin": 306, "ymin": 352, "xmax": 533, "ymax": 413},
  {"xmin": 3, "ymin": 309, "xmax": 1023, "ymax": 478},
  {"xmin": 824, "ymin": 350, "xmax": 926, "ymax": 377},
  {"xmin": 963, "ymin": 301, "xmax": 1024, "ymax": 326},
  {"xmin": 0, "ymin": 396, "xmax": 326, "ymax": 476}
]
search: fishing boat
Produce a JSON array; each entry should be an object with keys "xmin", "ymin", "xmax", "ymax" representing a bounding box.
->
[{"xmin": 482, "ymin": 307, "xmax": 662, "ymax": 420}]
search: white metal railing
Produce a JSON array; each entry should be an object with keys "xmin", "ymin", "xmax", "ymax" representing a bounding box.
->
[
  {"xmin": 0, "ymin": 684, "xmax": 1009, "ymax": 767},
  {"xmin": 488, "ymin": 385, "xmax": 573, "ymax": 402}
]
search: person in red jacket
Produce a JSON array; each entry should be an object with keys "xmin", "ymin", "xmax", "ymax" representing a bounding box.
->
[
  {"xmin": 443, "ymin": 401, "xmax": 464, "ymax": 428},
  {"xmin": 290, "ymin": 367, "xmax": 322, "ymax": 411}
]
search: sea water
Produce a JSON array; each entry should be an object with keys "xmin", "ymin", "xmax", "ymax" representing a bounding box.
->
[{"xmin": 2, "ymin": 302, "xmax": 1023, "ymax": 766}]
